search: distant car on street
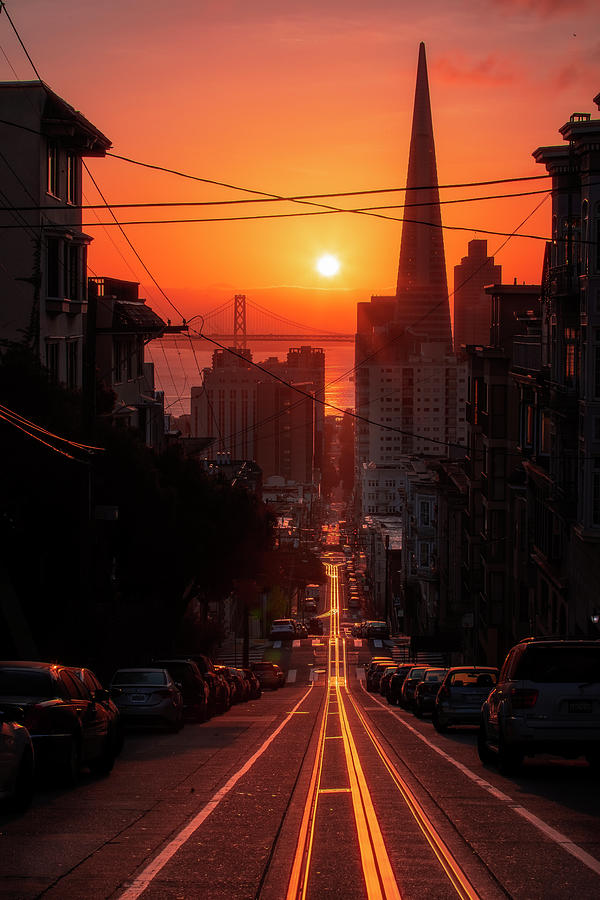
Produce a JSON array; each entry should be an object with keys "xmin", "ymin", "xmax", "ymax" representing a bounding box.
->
[
  {"xmin": 251, "ymin": 662, "xmax": 282, "ymax": 690},
  {"xmin": 269, "ymin": 619, "xmax": 296, "ymax": 641}
]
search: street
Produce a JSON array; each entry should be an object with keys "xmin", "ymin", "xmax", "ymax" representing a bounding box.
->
[{"xmin": 1, "ymin": 565, "xmax": 599, "ymax": 899}]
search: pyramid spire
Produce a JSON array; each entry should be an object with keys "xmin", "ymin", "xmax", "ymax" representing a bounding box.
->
[{"xmin": 396, "ymin": 43, "xmax": 452, "ymax": 347}]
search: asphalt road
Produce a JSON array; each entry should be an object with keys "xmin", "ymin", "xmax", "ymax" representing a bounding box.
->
[{"xmin": 1, "ymin": 636, "xmax": 599, "ymax": 899}]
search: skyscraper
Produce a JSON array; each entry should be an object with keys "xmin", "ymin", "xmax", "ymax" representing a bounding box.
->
[
  {"xmin": 355, "ymin": 43, "xmax": 458, "ymax": 505},
  {"xmin": 395, "ymin": 42, "xmax": 452, "ymax": 348}
]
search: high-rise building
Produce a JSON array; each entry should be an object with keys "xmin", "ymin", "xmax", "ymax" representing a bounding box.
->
[
  {"xmin": 354, "ymin": 44, "xmax": 458, "ymax": 517},
  {"xmin": 190, "ymin": 345, "xmax": 324, "ymax": 486},
  {"xmin": 395, "ymin": 43, "xmax": 453, "ymax": 349},
  {"xmin": 453, "ymin": 240, "xmax": 501, "ymax": 349}
]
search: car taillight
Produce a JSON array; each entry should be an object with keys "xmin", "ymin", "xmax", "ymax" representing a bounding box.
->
[{"xmin": 509, "ymin": 688, "xmax": 538, "ymax": 709}]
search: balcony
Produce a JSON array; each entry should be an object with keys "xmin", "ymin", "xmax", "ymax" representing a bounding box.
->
[{"xmin": 511, "ymin": 339, "xmax": 542, "ymax": 375}]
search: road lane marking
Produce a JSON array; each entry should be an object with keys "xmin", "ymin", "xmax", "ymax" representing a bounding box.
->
[
  {"xmin": 361, "ymin": 684, "xmax": 600, "ymax": 878},
  {"xmin": 347, "ymin": 689, "xmax": 480, "ymax": 900},
  {"xmin": 287, "ymin": 669, "xmax": 297, "ymax": 683},
  {"xmin": 293, "ymin": 640, "xmax": 301, "ymax": 647},
  {"xmin": 117, "ymin": 685, "xmax": 314, "ymax": 900}
]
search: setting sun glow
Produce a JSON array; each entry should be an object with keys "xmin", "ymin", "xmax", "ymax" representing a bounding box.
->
[{"xmin": 316, "ymin": 254, "xmax": 340, "ymax": 277}]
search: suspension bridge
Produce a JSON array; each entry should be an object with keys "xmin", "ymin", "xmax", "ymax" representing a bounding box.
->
[{"xmin": 189, "ymin": 295, "xmax": 353, "ymax": 344}]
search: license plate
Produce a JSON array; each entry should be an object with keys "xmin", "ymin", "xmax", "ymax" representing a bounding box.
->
[
  {"xmin": 131, "ymin": 694, "xmax": 147, "ymax": 703},
  {"xmin": 569, "ymin": 700, "xmax": 592, "ymax": 714}
]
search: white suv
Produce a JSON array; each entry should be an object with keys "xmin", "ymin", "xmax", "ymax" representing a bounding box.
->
[
  {"xmin": 269, "ymin": 619, "xmax": 296, "ymax": 641},
  {"xmin": 478, "ymin": 638, "xmax": 600, "ymax": 774}
]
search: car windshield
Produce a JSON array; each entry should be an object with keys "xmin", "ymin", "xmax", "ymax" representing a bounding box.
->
[
  {"xmin": 409, "ymin": 668, "xmax": 427, "ymax": 679},
  {"xmin": 515, "ymin": 647, "xmax": 600, "ymax": 683},
  {"xmin": 0, "ymin": 668, "xmax": 55, "ymax": 697},
  {"xmin": 113, "ymin": 671, "xmax": 167, "ymax": 686},
  {"xmin": 449, "ymin": 670, "xmax": 497, "ymax": 687},
  {"xmin": 425, "ymin": 669, "xmax": 446, "ymax": 682}
]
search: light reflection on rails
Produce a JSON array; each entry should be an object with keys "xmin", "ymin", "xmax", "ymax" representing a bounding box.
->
[{"xmin": 285, "ymin": 561, "xmax": 481, "ymax": 900}]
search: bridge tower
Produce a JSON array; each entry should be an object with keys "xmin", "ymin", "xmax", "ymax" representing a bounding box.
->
[{"xmin": 233, "ymin": 294, "xmax": 247, "ymax": 349}]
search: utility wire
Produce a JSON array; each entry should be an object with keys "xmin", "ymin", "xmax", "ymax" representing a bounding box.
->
[{"xmin": 0, "ymin": 3, "xmax": 43, "ymax": 82}]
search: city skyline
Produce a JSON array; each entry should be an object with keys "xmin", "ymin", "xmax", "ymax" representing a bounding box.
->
[{"xmin": 1, "ymin": 1, "xmax": 598, "ymax": 331}]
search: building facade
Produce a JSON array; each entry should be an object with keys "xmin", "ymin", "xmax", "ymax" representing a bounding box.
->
[{"xmin": 0, "ymin": 82, "xmax": 110, "ymax": 386}]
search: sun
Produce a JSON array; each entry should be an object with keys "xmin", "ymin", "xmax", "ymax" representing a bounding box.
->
[{"xmin": 316, "ymin": 253, "xmax": 340, "ymax": 277}]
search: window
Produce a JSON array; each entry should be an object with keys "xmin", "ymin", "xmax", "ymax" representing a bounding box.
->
[
  {"xmin": 419, "ymin": 500, "xmax": 430, "ymax": 526},
  {"xmin": 66, "ymin": 153, "xmax": 77, "ymax": 204},
  {"xmin": 46, "ymin": 341, "xmax": 59, "ymax": 382},
  {"xmin": 47, "ymin": 237, "xmax": 60, "ymax": 297},
  {"xmin": 66, "ymin": 340, "xmax": 78, "ymax": 390},
  {"xmin": 114, "ymin": 341, "xmax": 124, "ymax": 384},
  {"xmin": 47, "ymin": 143, "xmax": 59, "ymax": 196}
]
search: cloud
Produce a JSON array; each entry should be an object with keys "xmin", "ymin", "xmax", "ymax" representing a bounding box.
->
[{"xmin": 432, "ymin": 54, "xmax": 518, "ymax": 86}]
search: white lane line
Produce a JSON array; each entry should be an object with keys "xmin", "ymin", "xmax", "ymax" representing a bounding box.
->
[
  {"xmin": 361, "ymin": 685, "xmax": 600, "ymax": 877},
  {"xmin": 356, "ymin": 667, "xmax": 365, "ymax": 681},
  {"xmin": 373, "ymin": 639, "xmax": 383, "ymax": 648},
  {"xmin": 354, "ymin": 639, "xmax": 362, "ymax": 648},
  {"xmin": 293, "ymin": 639, "xmax": 300, "ymax": 648},
  {"xmin": 273, "ymin": 641, "xmax": 282, "ymax": 648},
  {"xmin": 117, "ymin": 685, "xmax": 314, "ymax": 900},
  {"xmin": 287, "ymin": 669, "xmax": 297, "ymax": 683}
]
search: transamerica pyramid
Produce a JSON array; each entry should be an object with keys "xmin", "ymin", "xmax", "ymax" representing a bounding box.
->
[{"xmin": 395, "ymin": 42, "xmax": 452, "ymax": 348}]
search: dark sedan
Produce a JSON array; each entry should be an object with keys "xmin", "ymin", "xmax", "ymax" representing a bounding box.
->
[
  {"xmin": 153, "ymin": 659, "xmax": 211, "ymax": 722},
  {"xmin": 0, "ymin": 661, "xmax": 117, "ymax": 783},
  {"xmin": 386, "ymin": 664, "xmax": 414, "ymax": 705},
  {"xmin": 413, "ymin": 668, "xmax": 448, "ymax": 717}
]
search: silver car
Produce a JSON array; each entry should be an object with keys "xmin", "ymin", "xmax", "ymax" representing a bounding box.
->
[
  {"xmin": 478, "ymin": 639, "xmax": 600, "ymax": 773},
  {"xmin": 432, "ymin": 667, "xmax": 498, "ymax": 732},
  {"xmin": 110, "ymin": 668, "xmax": 184, "ymax": 732}
]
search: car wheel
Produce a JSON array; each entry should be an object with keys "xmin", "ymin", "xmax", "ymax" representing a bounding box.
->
[
  {"xmin": 6, "ymin": 749, "xmax": 34, "ymax": 812},
  {"xmin": 60, "ymin": 735, "xmax": 82, "ymax": 785},
  {"xmin": 477, "ymin": 723, "xmax": 494, "ymax": 765},
  {"xmin": 497, "ymin": 731, "xmax": 523, "ymax": 775},
  {"xmin": 432, "ymin": 711, "xmax": 447, "ymax": 733}
]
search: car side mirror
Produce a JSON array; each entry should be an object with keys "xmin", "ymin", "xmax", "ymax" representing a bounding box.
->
[
  {"xmin": 94, "ymin": 688, "xmax": 110, "ymax": 702},
  {"xmin": 110, "ymin": 687, "xmax": 123, "ymax": 698}
]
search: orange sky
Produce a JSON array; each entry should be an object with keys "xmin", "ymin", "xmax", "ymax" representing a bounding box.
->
[{"xmin": 2, "ymin": 0, "xmax": 599, "ymax": 331}]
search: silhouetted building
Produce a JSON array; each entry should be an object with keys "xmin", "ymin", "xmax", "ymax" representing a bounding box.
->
[
  {"xmin": 453, "ymin": 240, "xmax": 501, "ymax": 349},
  {"xmin": 89, "ymin": 277, "xmax": 168, "ymax": 448},
  {"xmin": 0, "ymin": 82, "xmax": 110, "ymax": 386}
]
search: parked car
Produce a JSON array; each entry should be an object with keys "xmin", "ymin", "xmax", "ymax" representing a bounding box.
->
[
  {"xmin": 0, "ymin": 707, "xmax": 34, "ymax": 811},
  {"xmin": 215, "ymin": 666, "xmax": 246, "ymax": 703},
  {"xmin": 181, "ymin": 653, "xmax": 231, "ymax": 714},
  {"xmin": 400, "ymin": 666, "xmax": 432, "ymax": 710},
  {"xmin": 251, "ymin": 661, "xmax": 281, "ymax": 690},
  {"xmin": 270, "ymin": 619, "xmax": 296, "ymax": 641},
  {"xmin": 110, "ymin": 668, "xmax": 184, "ymax": 732},
  {"xmin": 478, "ymin": 638, "xmax": 600, "ymax": 773},
  {"xmin": 378, "ymin": 667, "xmax": 398, "ymax": 697},
  {"xmin": 413, "ymin": 668, "xmax": 448, "ymax": 717},
  {"xmin": 364, "ymin": 621, "xmax": 390, "ymax": 640},
  {"xmin": 242, "ymin": 668, "xmax": 262, "ymax": 699},
  {"xmin": 153, "ymin": 659, "xmax": 211, "ymax": 722},
  {"xmin": 366, "ymin": 661, "xmax": 395, "ymax": 692},
  {"xmin": 294, "ymin": 622, "xmax": 309, "ymax": 639},
  {"xmin": 387, "ymin": 664, "xmax": 415, "ymax": 705},
  {"xmin": 432, "ymin": 666, "xmax": 498, "ymax": 733},
  {"xmin": 0, "ymin": 661, "xmax": 118, "ymax": 782},
  {"xmin": 69, "ymin": 666, "xmax": 124, "ymax": 755}
]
